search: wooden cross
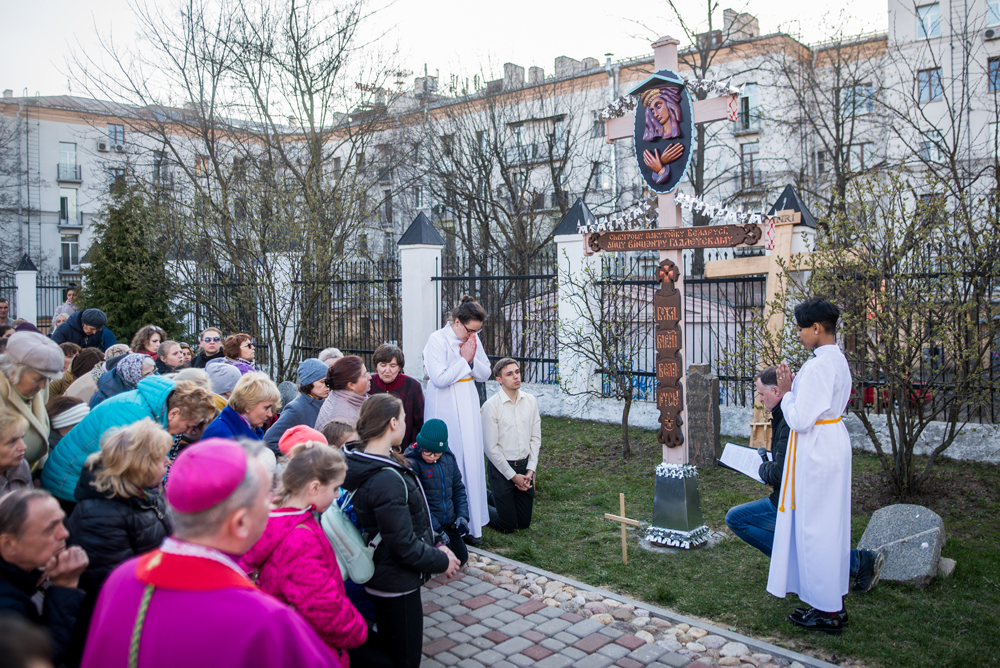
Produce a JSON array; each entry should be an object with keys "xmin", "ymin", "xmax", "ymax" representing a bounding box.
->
[
  {"xmin": 601, "ymin": 35, "xmax": 744, "ymax": 465},
  {"xmin": 604, "ymin": 493, "xmax": 641, "ymax": 564}
]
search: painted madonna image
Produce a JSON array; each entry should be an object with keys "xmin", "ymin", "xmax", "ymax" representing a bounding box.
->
[{"xmin": 641, "ymin": 86, "xmax": 685, "ymax": 185}]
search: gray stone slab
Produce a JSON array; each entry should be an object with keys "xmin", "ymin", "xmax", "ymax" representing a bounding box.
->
[
  {"xmin": 495, "ymin": 610, "xmax": 522, "ymax": 623},
  {"xmin": 431, "ymin": 585, "xmax": 456, "ymax": 597},
  {"xmin": 537, "ymin": 606, "xmax": 566, "ymax": 619},
  {"xmin": 565, "ymin": 619, "xmax": 606, "ymax": 638},
  {"xmin": 456, "ymin": 659, "xmax": 484, "ymax": 668},
  {"xmin": 494, "ymin": 636, "xmax": 536, "ymax": 656},
  {"xmin": 562, "ymin": 647, "xmax": 588, "ymax": 660},
  {"xmin": 534, "ymin": 618, "xmax": 572, "ymax": 635},
  {"xmin": 598, "ymin": 626, "xmax": 625, "ymax": 639},
  {"xmin": 597, "ymin": 643, "xmax": 631, "ymax": 659},
  {"xmin": 422, "ymin": 660, "xmax": 446, "ymax": 668},
  {"xmin": 471, "ymin": 636, "xmax": 496, "ymax": 649},
  {"xmin": 524, "ymin": 613, "xmax": 548, "ymax": 624},
  {"xmin": 553, "ymin": 631, "xmax": 578, "ymax": 644},
  {"xmin": 435, "ymin": 652, "xmax": 460, "ymax": 666},
  {"xmin": 506, "ymin": 594, "xmax": 530, "ymax": 605},
  {"xmin": 491, "ymin": 662, "xmax": 518, "ymax": 668},
  {"xmin": 534, "ymin": 654, "xmax": 573, "ymax": 668},
  {"xmin": 463, "ymin": 623, "xmax": 490, "ymax": 638},
  {"xmin": 463, "ymin": 582, "xmax": 498, "ymax": 596},
  {"xmin": 434, "ymin": 620, "xmax": 466, "ymax": 634},
  {"xmin": 450, "ymin": 578, "xmax": 471, "ymax": 589},
  {"xmin": 434, "ymin": 595, "xmax": 460, "ymax": 608},
  {"xmin": 857, "ymin": 504, "xmax": 945, "ymax": 588},
  {"xmin": 656, "ymin": 652, "xmax": 692, "ymax": 668},
  {"xmin": 424, "ymin": 616, "xmax": 439, "ymax": 629},
  {"xmin": 494, "ymin": 598, "xmax": 518, "ymax": 610},
  {"xmin": 473, "ymin": 649, "xmax": 505, "ymax": 665},
  {"xmin": 451, "ymin": 644, "xmax": 480, "ymax": 659},
  {"xmin": 430, "ymin": 611, "xmax": 452, "ymax": 623},
  {"xmin": 497, "ymin": 619, "xmax": 536, "ymax": 637},
  {"xmin": 489, "ymin": 587, "xmax": 514, "ymax": 599},
  {"xmin": 469, "ymin": 603, "xmax": 506, "ymax": 620},
  {"xmin": 424, "ymin": 626, "xmax": 447, "ymax": 640},
  {"xmin": 450, "ymin": 590, "xmax": 472, "ymax": 601},
  {"xmin": 480, "ymin": 618, "xmax": 505, "ymax": 630},
  {"xmin": 449, "ymin": 631, "xmax": 473, "ymax": 644},
  {"xmin": 573, "ymin": 653, "xmax": 615, "ymax": 668},
  {"xmin": 443, "ymin": 604, "xmax": 469, "ymax": 616},
  {"xmin": 628, "ymin": 642, "xmax": 669, "ymax": 664},
  {"xmin": 539, "ymin": 638, "xmax": 565, "ymax": 651},
  {"xmin": 506, "ymin": 654, "xmax": 535, "ymax": 668}
]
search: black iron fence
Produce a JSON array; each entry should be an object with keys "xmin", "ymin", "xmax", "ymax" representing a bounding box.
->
[
  {"xmin": 176, "ymin": 283, "xmax": 276, "ymax": 373},
  {"xmin": 36, "ymin": 275, "xmax": 76, "ymax": 334},
  {"xmin": 434, "ymin": 249, "xmax": 558, "ymax": 384},
  {"xmin": 297, "ymin": 258, "xmax": 402, "ymax": 371},
  {"xmin": 0, "ymin": 275, "xmax": 15, "ymax": 322}
]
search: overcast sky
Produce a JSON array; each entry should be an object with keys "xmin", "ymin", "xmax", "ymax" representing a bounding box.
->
[{"xmin": 1, "ymin": 0, "xmax": 886, "ymax": 99}]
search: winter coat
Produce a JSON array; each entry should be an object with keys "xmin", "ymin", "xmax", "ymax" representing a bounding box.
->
[
  {"xmin": 200, "ymin": 405, "xmax": 264, "ymax": 442},
  {"xmin": 403, "ymin": 445, "xmax": 469, "ymax": 532},
  {"xmin": 191, "ymin": 349, "xmax": 225, "ymax": 369},
  {"xmin": 41, "ymin": 376, "xmax": 178, "ymax": 501},
  {"xmin": 50, "ymin": 311, "xmax": 117, "ymax": 351},
  {"xmin": 47, "ymin": 371, "xmax": 76, "ymax": 400},
  {"xmin": 0, "ymin": 460, "xmax": 31, "ymax": 496},
  {"xmin": 759, "ymin": 404, "xmax": 791, "ymax": 507},
  {"xmin": 64, "ymin": 372, "xmax": 99, "ymax": 404},
  {"xmin": 65, "ymin": 464, "xmax": 172, "ymax": 595},
  {"xmin": 88, "ymin": 353, "xmax": 132, "ymax": 408},
  {"xmin": 0, "ymin": 368, "xmax": 50, "ymax": 469},
  {"xmin": 264, "ymin": 392, "xmax": 324, "ymax": 454},
  {"xmin": 0, "ymin": 554, "xmax": 85, "ymax": 665},
  {"xmin": 369, "ymin": 373, "xmax": 424, "ymax": 449},
  {"xmin": 238, "ymin": 506, "xmax": 367, "ymax": 666},
  {"xmin": 342, "ymin": 449, "xmax": 450, "ymax": 593}
]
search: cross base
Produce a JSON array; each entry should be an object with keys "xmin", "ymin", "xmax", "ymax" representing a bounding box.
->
[{"xmin": 648, "ymin": 463, "xmax": 707, "ymax": 550}]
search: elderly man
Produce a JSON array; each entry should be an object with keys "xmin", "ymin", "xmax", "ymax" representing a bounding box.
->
[
  {"xmin": 0, "ymin": 489, "xmax": 89, "ymax": 665},
  {"xmin": 81, "ymin": 438, "xmax": 340, "ymax": 668},
  {"xmin": 50, "ymin": 309, "xmax": 117, "ymax": 352}
]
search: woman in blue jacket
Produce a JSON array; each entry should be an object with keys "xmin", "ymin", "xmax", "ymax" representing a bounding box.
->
[
  {"xmin": 201, "ymin": 372, "xmax": 281, "ymax": 442},
  {"xmin": 263, "ymin": 359, "xmax": 328, "ymax": 455},
  {"xmin": 41, "ymin": 376, "xmax": 216, "ymax": 509}
]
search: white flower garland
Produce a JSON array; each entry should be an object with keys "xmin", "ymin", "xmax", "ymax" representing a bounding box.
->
[
  {"xmin": 654, "ymin": 462, "xmax": 699, "ymax": 479},
  {"xmin": 598, "ymin": 79, "xmax": 743, "ymax": 121},
  {"xmin": 577, "ymin": 198, "xmax": 656, "ymax": 234},
  {"xmin": 675, "ymin": 192, "xmax": 771, "ymax": 227}
]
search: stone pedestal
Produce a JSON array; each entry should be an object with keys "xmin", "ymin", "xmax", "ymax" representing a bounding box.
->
[
  {"xmin": 645, "ymin": 463, "xmax": 709, "ymax": 549},
  {"xmin": 686, "ymin": 364, "xmax": 721, "ymax": 468}
]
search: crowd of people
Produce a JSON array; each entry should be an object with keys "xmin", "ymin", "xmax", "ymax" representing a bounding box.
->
[{"xmin": 0, "ymin": 293, "xmax": 544, "ymax": 668}]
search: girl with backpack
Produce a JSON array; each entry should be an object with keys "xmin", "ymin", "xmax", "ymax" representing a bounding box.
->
[
  {"xmin": 238, "ymin": 441, "xmax": 373, "ymax": 667},
  {"xmin": 343, "ymin": 393, "xmax": 461, "ymax": 668}
]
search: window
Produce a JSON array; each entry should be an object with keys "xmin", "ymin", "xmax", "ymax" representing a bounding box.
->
[
  {"xmin": 991, "ymin": 58, "xmax": 1000, "ymax": 92},
  {"xmin": 918, "ymin": 68, "xmax": 943, "ymax": 102},
  {"xmin": 735, "ymin": 83, "xmax": 759, "ymax": 132},
  {"xmin": 817, "ymin": 150, "xmax": 829, "ymax": 175},
  {"xmin": 59, "ymin": 188, "xmax": 77, "ymax": 224},
  {"xmin": 153, "ymin": 151, "xmax": 170, "ymax": 185},
  {"xmin": 592, "ymin": 111, "xmax": 605, "ymax": 138},
  {"xmin": 991, "ymin": 122, "xmax": 1000, "ymax": 158},
  {"xmin": 553, "ymin": 117, "xmax": 566, "ymax": 147},
  {"xmin": 58, "ymin": 142, "xmax": 78, "ymax": 181},
  {"xmin": 848, "ymin": 143, "xmax": 870, "ymax": 172},
  {"xmin": 108, "ymin": 124, "xmax": 125, "ymax": 146},
  {"xmin": 477, "ymin": 131, "xmax": 488, "ymax": 153},
  {"xmin": 920, "ymin": 130, "xmax": 944, "ymax": 162},
  {"xmin": 383, "ymin": 190, "xmax": 393, "ymax": 226},
  {"xmin": 741, "ymin": 142, "xmax": 760, "ymax": 189},
  {"xmin": 107, "ymin": 167, "xmax": 126, "ymax": 193},
  {"xmin": 990, "ymin": 0, "xmax": 1000, "ymax": 25},
  {"xmin": 356, "ymin": 152, "xmax": 365, "ymax": 172},
  {"xmin": 917, "ymin": 3, "xmax": 941, "ymax": 39},
  {"xmin": 414, "ymin": 186, "xmax": 423, "ymax": 208},
  {"xmin": 595, "ymin": 162, "xmax": 612, "ymax": 190},
  {"xmin": 511, "ymin": 124, "xmax": 524, "ymax": 146},
  {"xmin": 194, "ymin": 154, "xmax": 211, "ymax": 177},
  {"xmin": 532, "ymin": 192, "xmax": 546, "ymax": 211},
  {"xmin": 60, "ymin": 235, "xmax": 79, "ymax": 271},
  {"xmin": 842, "ymin": 84, "xmax": 874, "ymax": 115}
]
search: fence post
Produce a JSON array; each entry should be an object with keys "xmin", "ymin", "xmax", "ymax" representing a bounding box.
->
[
  {"xmin": 398, "ymin": 213, "xmax": 445, "ymax": 381},
  {"xmin": 554, "ymin": 199, "xmax": 599, "ymax": 395},
  {"xmin": 14, "ymin": 255, "xmax": 38, "ymax": 325}
]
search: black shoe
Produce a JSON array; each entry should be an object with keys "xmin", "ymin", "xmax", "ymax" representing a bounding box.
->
[
  {"xmin": 789, "ymin": 608, "xmax": 848, "ymax": 635},
  {"xmin": 463, "ymin": 535, "xmax": 484, "ymax": 547},
  {"xmin": 852, "ymin": 549, "xmax": 885, "ymax": 594}
]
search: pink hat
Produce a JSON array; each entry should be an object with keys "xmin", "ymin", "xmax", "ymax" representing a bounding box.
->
[
  {"xmin": 278, "ymin": 424, "xmax": 327, "ymax": 455},
  {"xmin": 166, "ymin": 438, "xmax": 248, "ymax": 514}
]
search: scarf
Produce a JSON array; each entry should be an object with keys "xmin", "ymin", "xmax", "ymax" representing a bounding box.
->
[{"xmin": 117, "ymin": 353, "xmax": 147, "ymax": 390}]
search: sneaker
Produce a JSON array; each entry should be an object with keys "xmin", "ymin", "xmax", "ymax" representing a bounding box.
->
[
  {"xmin": 788, "ymin": 607, "xmax": 849, "ymax": 635},
  {"xmin": 852, "ymin": 549, "xmax": 885, "ymax": 594}
]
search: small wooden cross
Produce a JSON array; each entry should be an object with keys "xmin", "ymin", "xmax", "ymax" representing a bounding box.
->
[{"xmin": 604, "ymin": 493, "xmax": 641, "ymax": 564}]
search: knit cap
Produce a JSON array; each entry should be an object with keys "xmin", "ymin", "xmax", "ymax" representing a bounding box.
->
[
  {"xmin": 278, "ymin": 424, "xmax": 327, "ymax": 456},
  {"xmin": 80, "ymin": 309, "xmax": 108, "ymax": 328},
  {"xmin": 416, "ymin": 419, "xmax": 449, "ymax": 453},
  {"xmin": 206, "ymin": 359, "xmax": 242, "ymax": 395},
  {"xmin": 297, "ymin": 358, "xmax": 328, "ymax": 387}
]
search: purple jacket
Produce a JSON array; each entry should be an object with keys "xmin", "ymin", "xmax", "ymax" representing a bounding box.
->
[{"xmin": 239, "ymin": 507, "xmax": 367, "ymax": 667}]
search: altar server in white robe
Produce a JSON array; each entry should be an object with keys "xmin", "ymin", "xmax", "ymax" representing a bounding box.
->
[
  {"xmin": 768, "ymin": 297, "xmax": 853, "ymax": 634},
  {"xmin": 423, "ymin": 296, "xmax": 492, "ymax": 539}
]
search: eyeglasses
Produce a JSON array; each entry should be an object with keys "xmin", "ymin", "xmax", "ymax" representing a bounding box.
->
[
  {"xmin": 202, "ymin": 336, "xmax": 221, "ymax": 342},
  {"xmin": 421, "ymin": 449, "xmax": 443, "ymax": 457},
  {"xmin": 459, "ymin": 322, "xmax": 483, "ymax": 335},
  {"xmin": 242, "ymin": 342, "xmax": 255, "ymax": 348}
]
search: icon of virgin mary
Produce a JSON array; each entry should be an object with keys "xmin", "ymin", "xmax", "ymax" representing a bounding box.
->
[{"xmin": 640, "ymin": 86, "xmax": 685, "ymax": 184}]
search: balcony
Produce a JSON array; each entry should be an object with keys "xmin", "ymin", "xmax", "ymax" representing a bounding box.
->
[
  {"xmin": 59, "ymin": 211, "xmax": 84, "ymax": 229},
  {"xmin": 504, "ymin": 142, "xmax": 560, "ymax": 166},
  {"xmin": 57, "ymin": 164, "xmax": 83, "ymax": 182}
]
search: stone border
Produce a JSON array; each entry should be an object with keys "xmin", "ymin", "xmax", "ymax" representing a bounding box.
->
[{"xmin": 466, "ymin": 546, "xmax": 841, "ymax": 668}]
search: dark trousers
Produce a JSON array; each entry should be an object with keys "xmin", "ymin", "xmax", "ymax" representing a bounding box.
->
[
  {"xmin": 442, "ymin": 525, "xmax": 469, "ymax": 565},
  {"xmin": 366, "ymin": 589, "xmax": 423, "ymax": 668},
  {"xmin": 487, "ymin": 459, "xmax": 534, "ymax": 533}
]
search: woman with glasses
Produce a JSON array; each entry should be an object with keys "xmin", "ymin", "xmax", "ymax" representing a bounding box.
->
[
  {"xmin": 421, "ymin": 295, "xmax": 491, "ymax": 544},
  {"xmin": 191, "ymin": 328, "xmax": 225, "ymax": 368},
  {"xmin": 222, "ymin": 333, "xmax": 256, "ymax": 374}
]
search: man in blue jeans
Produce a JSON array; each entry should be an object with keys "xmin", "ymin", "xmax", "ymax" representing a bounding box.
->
[{"xmin": 726, "ymin": 366, "xmax": 884, "ymax": 594}]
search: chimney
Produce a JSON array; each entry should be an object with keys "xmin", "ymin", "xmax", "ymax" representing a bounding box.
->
[
  {"xmin": 723, "ymin": 8, "xmax": 759, "ymax": 41},
  {"xmin": 554, "ymin": 56, "xmax": 583, "ymax": 78},
  {"xmin": 528, "ymin": 66, "xmax": 545, "ymax": 84},
  {"xmin": 503, "ymin": 63, "xmax": 525, "ymax": 90},
  {"xmin": 581, "ymin": 57, "xmax": 599, "ymax": 70},
  {"xmin": 2, "ymin": 89, "xmax": 12, "ymax": 99}
]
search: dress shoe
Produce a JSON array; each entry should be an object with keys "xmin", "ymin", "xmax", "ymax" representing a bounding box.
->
[
  {"xmin": 789, "ymin": 607, "xmax": 848, "ymax": 635},
  {"xmin": 462, "ymin": 534, "xmax": 484, "ymax": 547},
  {"xmin": 852, "ymin": 549, "xmax": 885, "ymax": 593}
]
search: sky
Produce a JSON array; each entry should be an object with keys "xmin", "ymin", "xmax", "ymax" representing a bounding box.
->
[{"xmin": 0, "ymin": 0, "xmax": 887, "ymax": 99}]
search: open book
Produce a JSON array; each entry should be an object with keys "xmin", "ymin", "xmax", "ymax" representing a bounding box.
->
[{"xmin": 717, "ymin": 442, "xmax": 772, "ymax": 485}]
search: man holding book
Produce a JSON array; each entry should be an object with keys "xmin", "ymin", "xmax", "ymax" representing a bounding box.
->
[{"xmin": 725, "ymin": 366, "xmax": 883, "ymax": 595}]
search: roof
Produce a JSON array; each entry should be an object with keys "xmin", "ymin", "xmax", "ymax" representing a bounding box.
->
[
  {"xmin": 767, "ymin": 184, "xmax": 817, "ymax": 228},
  {"xmin": 15, "ymin": 255, "xmax": 37, "ymax": 272},
  {"xmin": 626, "ymin": 70, "xmax": 685, "ymax": 96},
  {"xmin": 398, "ymin": 212, "xmax": 445, "ymax": 246},
  {"xmin": 552, "ymin": 198, "xmax": 596, "ymax": 237}
]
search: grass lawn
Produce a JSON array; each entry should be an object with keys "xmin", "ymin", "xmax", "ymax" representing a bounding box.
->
[{"xmin": 481, "ymin": 415, "xmax": 1000, "ymax": 668}]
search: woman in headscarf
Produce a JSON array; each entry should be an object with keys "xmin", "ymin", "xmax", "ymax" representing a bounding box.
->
[{"xmin": 89, "ymin": 353, "xmax": 156, "ymax": 408}]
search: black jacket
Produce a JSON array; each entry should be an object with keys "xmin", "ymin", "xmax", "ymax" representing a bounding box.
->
[
  {"xmin": 759, "ymin": 404, "xmax": 791, "ymax": 507},
  {"xmin": 403, "ymin": 445, "xmax": 469, "ymax": 532},
  {"xmin": 191, "ymin": 349, "xmax": 225, "ymax": 369},
  {"xmin": 342, "ymin": 449, "xmax": 450, "ymax": 593},
  {"xmin": 0, "ymin": 554, "xmax": 86, "ymax": 664},
  {"xmin": 64, "ymin": 465, "xmax": 172, "ymax": 594},
  {"xmin": 50, "ymin": 311, "xmax": 117, "ymax": 351}
]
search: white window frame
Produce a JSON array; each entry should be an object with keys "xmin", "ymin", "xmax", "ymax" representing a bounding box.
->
[
  {"xmin": 917, "ymin": 3, "xmax": 941, "ymax": 39},
  {"xmin": 61, "ymin": 234, "xmax": 80, "ymax": 271}
]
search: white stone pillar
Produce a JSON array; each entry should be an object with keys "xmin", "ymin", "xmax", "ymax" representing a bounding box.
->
[
  {"xmin": 555, "ymin": 233, "xmax": 601, "ymax": 397},
  {"xmin": 14, "ymin": 255, "xmax": 38, "ymax": 325}
]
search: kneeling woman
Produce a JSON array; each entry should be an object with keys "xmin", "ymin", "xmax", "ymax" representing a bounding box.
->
[
  {"xmin": 239, "ymin": 441, "xmax": 369, "ymax": 667},
  {"xmin": 344, "ymin": 394, "xmax": 461, "ymax": 668}
]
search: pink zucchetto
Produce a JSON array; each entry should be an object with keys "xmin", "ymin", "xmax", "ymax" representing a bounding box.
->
[{"xmin": 166, "ymin": 438, "xmax": 248, "ymax": 514}]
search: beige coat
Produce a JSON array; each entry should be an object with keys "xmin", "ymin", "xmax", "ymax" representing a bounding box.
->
[
  {"xmin": 64, "ymin": 373, "xmax": 99, "ymax": 405},
  {"xmin": 0, "ymin": 371, "xmax": 51, "ymax": 469}
]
